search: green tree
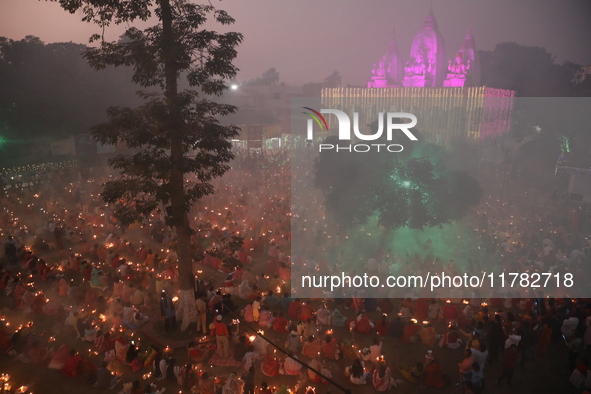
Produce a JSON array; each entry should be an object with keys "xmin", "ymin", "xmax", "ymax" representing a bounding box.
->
[
  {"xmin": 0, "ymin": 36, "xmax": 140, "ymax": 166},
  {"xmin": 252, "ymin": 67, "xmax": 280, "ymax": 86},
  {"xmin": 479, "ymin": 42, "xmax": 584, "ymax": 97},
  {"xmin": 53, "ymin": 0, "xmax": 243, "ymax": 329},
  {"xmin": 324, "ymin": 70, "xmax": 342, "ymax": 88}
]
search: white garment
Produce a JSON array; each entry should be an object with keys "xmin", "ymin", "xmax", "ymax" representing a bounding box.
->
[{"xmin": 504, "ymin": 334, "xmax": 521, "ymax": 349}]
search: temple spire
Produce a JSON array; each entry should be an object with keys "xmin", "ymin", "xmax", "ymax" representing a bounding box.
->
[{"xmin": 423, "ymin": 9, "xmax": 437, "ymax": 29}]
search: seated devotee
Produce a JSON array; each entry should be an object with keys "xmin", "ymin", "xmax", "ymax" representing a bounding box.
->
[
  {"xmin": 315, "ymin": 304, "xmax": 331, "ymax": 326},
  {"xmin": 302, "ymin": 335, "xmax": 321, "ymax": 359},
  {"xmin": 237, "ymin": 280, "xmax": 250, "ymax": 300},
  {"xmin": 222, "ymin": 373, "xmax": 244, "ymax": 394},
  {"xmin": 401, "ymin": 319, "xmax": 421, "ymax": 343},
  {"xmin": 372, "ymin": 364, "xmax": 396, "ymax": 391},
  {"xmin": 389, "ymin": 315, "xmax": 405, "ymax": 338},
  {"xmin": 199, "ymin": 372, "xmax": 216, "ymax": 394},
  {"xmin": 369, "ymin": 337, "xmax": 383, "ymax": 361},
  {"xmin": 261, "ymin": 352, "xmax": 281, "ymax": 377},
  {"xmin": 419, "ymin": 322, "xmax": 438, "ymax": 347},
  {"xmin": 258, "ymin": 309, "xmax": 274, "ymax": 328},
  {"xmin": 414, "ymin": 298, "xmax": 429, "ymax": 321},
  {"xmin": 443, "ymin": 300, "xmax": 459, "ymax": 323},
  {"xmin": 346, "ymin": 358, "xmax": 368, "ymax": 385},
  {"xmin": 29, "ymin": 340, "xmax": 50, "ymax": 366},
  {"xmin": 375, "ymin": 314, "xmax": 389, "ymax": 337},
  {"xmin": 350, "ymin": 311, "xmax": 372, "ymax": 334},
  {"xmin": 439, "ymin": 327, "xmax": 462, "ymax": 349},
  {"xmin": 331, "ymin": 309, "xmax": 347, "ymax": 327},
  {"xmin": 286, "ymin": 330, "xmax": 301, "ymax": 353},
  {"xmin": 288, "ymin": 298, "xmax": 302, "ymax": 319},
  {"xmin": 95, "ymin": 361, "xmax": 121, "ymax": 389},
  {"xmin": 308, "ymin": 358, "xmax": 332, "ymax": 383},
  {"xmin": 297, "ymin": 301, "xmax": 315, "ymax": 321},
  {"xmin": 365, "ymin": 297, "xmax": 378, "ymax": 312},
  {"xmin": 321, "ymin": 335, "xmax": 341, "ymax": 360},
  {"xmin": 272, "ymin": 311, "xmax": 289, "ymax": 333},
  {"xmin": 424, "ymin": 359, "xmax": 447, "ymax": 388},
  {"xmin": 62, "ymin": 349, "xmax": 83, "ymax": 377},
  {"xmin": 263, "ymin": 290, "xmax": 280, "ymax": 308},
  {"xmin": 283, "ymin": 353, "xmax": 303, "ymax": 376}
]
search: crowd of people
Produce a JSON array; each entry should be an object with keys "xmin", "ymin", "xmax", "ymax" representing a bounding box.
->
[{"xmin": 0, "ymin": 150, "xmax": 591, "ymax": 394}]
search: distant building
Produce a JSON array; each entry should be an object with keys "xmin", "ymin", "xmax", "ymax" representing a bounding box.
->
[
  {"xmin": 224, "ymin": 85, "xmax": 304, "ymax": 149},
  {"xmin": 318, "ymin": 10, "xmax": 514, "ymax": 145}
]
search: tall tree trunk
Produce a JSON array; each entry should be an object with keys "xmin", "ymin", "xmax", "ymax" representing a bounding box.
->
[{"xmin": 161, "ymin": 0, "xmax": 196, "ymax": 330}]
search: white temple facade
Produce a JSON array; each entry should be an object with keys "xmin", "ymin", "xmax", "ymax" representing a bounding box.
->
[{"xmin": 367, "ymin": 10, "xmax": 478, "ymax": 89}]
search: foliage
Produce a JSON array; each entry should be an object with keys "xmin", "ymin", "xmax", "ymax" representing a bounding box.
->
[
  {"xmin": 313, "ymin": 132, "xmax": 482, "ymax": 231},
  {"xmin": 0, "ymin": 36, "xmax": 139, "ymax": 165},
  {"xmin": 479, "ymin": 42, "xmax": 590, "ymax": 97},
  {"xmin": 303, "ymin": 70, "xmax": 342, "ymax": 96},
  {"xmin": 52, "ymin": 0, "xmax": 243, "ymax": 294},
  {"xmin": 251, "ymin": 67, "xmax": 280, "ymax": 86}
]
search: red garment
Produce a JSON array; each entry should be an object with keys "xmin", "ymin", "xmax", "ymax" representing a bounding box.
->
[
  {"xmin": 261, "ymin": 354, "xmax": 280, "ymax": 377},
  {"xmin": 321, "ymin": 339, "xmax": 339, "ymax": 359},
  {"xmin": 211, "ymin": 321, "xmax": 229, "ymax": 337},
  {"xmin": 355, "ymin": 315, "xmax": 372, "ymax": 334},
  {"xmin": 273, "ymin": 317, "xmax": 288, "ymax": 333},
  {"xmin": 288, "ymin": 300, "xmax": 301, "ymax": 319},
  {"xmin": 297, "ymin": 304, "xmax": 314, "ymax": 321},
  {"xmin": 425, "ymin": 361, "xmax": 446, "ymax": 388},
  {"xmin": 413, "ymin": 299, "xmax": 428, "ymax": 321},
  {"xmin": 31, "ymin": 293, "xmax": 46, "ymax": 314},
  {"xmin": 401, "ymin": 323, "xmax": 420, "ymax": 343},
  {"xmin": 443, "ymin": 304, "xmax": 458, "ymax": 321},
  {"xmin": 375, "ymin": 320, "xmax": 389, "ymax": 337},
  {"xmin": 62, "ymin": 355, "xmax": 83, "ymax": 377}
]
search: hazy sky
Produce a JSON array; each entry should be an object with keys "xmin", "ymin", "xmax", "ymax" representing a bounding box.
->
[{"xmin": 1, "ymin": 0, "xmax": 590, "ymax": 86}]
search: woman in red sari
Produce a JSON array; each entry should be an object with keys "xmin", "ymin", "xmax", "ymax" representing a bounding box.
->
[
  {"xmin": 424, "ymin": 359, "xmax": 446, "ymax": 388},
  {"xmin": 372, "ymin": 364, "xmax": 395, "ymax": 391},
  {"xmin": 273, "ymin": 312, "xmax": 289, "ymax": 333},
  {"xmin": 301, "ymin": 335, "xmax": 321, "ymax": 359},
  {"xmin": 261, "ymin": 353, "xmax": 280, "ymax": 377},
  {"xmin": 401, "ymin": 320, "xmax": 420, "ymax": 343},
  {"xmin": 352, "ymin": 312, "xmax": 372, "ymax": 335},
  {"xmin": 62, "ymin": 349, "xmax": 83, "ymax": 377},
  {"xmin": 375, "ymin": 314, "xmax": 389, "ymax": 337},
  {"xmin": 297, "ymin": 301, "xmax": 314, "ymax": 322},
  {"xmin": 321, "ymin": 335, "xmax": 341, "ymax": 360}
]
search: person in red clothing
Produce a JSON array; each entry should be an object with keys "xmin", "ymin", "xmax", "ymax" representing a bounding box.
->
[
  {"xmin": 288, "ymin": 298, "xmax": 302, "ymax": 319},
  {"xmin": 273, "ymin": 312, "xmax": 289, "ymax": 333},
  {"xmin": 210, "ymin": 315, "xmax": 230, "ymax": 358},
  {"xmin": 375, "ymin": 314, "xmax": 389, "ymax": 337},
  {"xmin": 301, "ymin": 335, "xmax": 321, "ymax": 359},
  {"xmin": 297, "ymin": 301, "xmax": 314, "ymax": 321},
  {"xmin": 354, "ymin": 312, "xmax": 372, "ymax": 335},
  {"xmin": 321, "ymin": 335, "xmax": 341, "ymax": 360},
  {"xmin": 443, "ymin": 300, "xmax": 459, "ymax": 323},
  {"xmin": 497, "ymin": 344, "xmax": 518, "ymax": 387},
  {"xmin": 401, "ymin": 320, "xmax": 420, "ymax": 343},
  {"xmin": 62, "ymin": 349, "xmax": 83, "ymax": 377},
  {"xmin": 413, "ymin": 299, "xmax": 428, "ymax": 321}
]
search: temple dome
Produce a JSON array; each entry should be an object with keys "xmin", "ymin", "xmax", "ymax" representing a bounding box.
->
[{"xmin": 408, "ymin": 10, "xmax": 447, "ymax": 87}]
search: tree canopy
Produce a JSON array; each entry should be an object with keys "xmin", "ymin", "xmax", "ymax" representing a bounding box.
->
[
  {"xmin": 0, "ymin": 35, "xmax": 140, "ymax": 165},
  {"xmin": 53, "ymin": 0, "xmax": 243, "ymax": 328},
  {"xmin": 479, "ymin": 42, "xmax": 591, "ymax": 97},
  {"xmin": 313, "ymin": 131, "xmax": 482, "ymax": 231}
]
